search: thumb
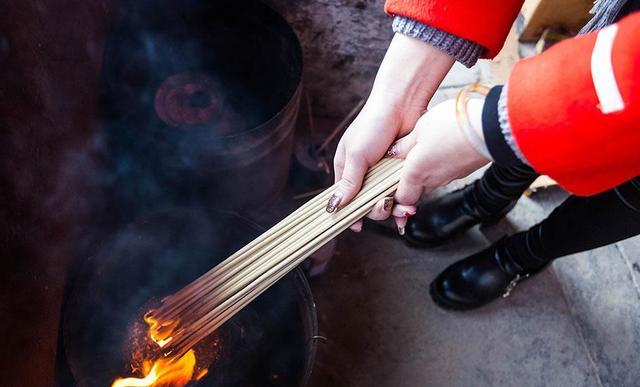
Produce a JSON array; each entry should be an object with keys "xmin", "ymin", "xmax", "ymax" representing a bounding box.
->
[
  {"xmin": 394, "ymin": 148, "xmax": 426, "ymax": 207},
  {"xmin": 386, "ymin": 130, "xmax": 417, "ymax": 159},
  {"xmin": 326, "ymin": 155, "xmax": 369, "ymax": 213}
]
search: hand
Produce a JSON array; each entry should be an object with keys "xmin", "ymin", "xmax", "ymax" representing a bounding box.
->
[
  {"xmin": 328, "ymin": 33, "xmax": 455, "ymax": 232},
  {"xmin": 368, "ymin": 97, "xmax": 490, "ymax": 232}
]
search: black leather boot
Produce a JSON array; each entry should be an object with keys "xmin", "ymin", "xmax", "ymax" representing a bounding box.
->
[
  {"xmin": 404, "ymin": 184, "xmax": 516, "ymax": 246},
  {"xmin": 405, "ymin": 163, "xmax": 539, "ymax": 247},
  {"xmin": 429, "ymin": 237, "xmax": 546, "ymax": 311}
]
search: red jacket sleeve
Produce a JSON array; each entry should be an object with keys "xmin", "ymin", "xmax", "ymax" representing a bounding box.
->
[
  {"xmin": 507, "ymin": 12, "xmax": 640, "ymax": 196},
  {"xmin": 384, "ymin": 0, "xmax": 524, "ymax": 58}
]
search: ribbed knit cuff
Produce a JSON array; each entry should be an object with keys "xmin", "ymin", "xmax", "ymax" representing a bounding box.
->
[{"xmin": 392, "ymin": 16, "xmax": 485, "ymax": 68}]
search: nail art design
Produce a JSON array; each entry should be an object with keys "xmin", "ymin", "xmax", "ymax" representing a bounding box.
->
[
  {"xmin": 326, "ymin": 192, "xmax": 342, "ymax": 213},
  {"xmin": 397, "ymin": 224, "xmax": 405, "ymax": 236},
  {"xmin": 383, "ymin": 197, "xmax": 394, "ymax": 211},
  {"xmin": 385, "ymin": 142, "xmax": 399, "ymax": 158}
]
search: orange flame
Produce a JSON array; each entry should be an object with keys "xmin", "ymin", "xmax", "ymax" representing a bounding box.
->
[
  {"xmin": 144, "ymin": 313, "xmax": 180, "ymax": 348},
  {"xmin": 111, "ymin": 350, "xmax": 196, "ymax": 387},
  {"xmin": 110, "ymin": 309, "xmax": 211, "ymax": 387}
]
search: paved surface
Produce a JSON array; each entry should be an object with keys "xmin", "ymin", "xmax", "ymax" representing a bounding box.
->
[
  {"xmin": 300, "ymin": 60, "xmax": 640, "ymax": 386},
  {"xmin": 251, "ymin": 5, "xmax": 640, "ymax": 384},
  {"xmin": 305, "ymin": 185, "xmax": 640, "ymax": 387}
]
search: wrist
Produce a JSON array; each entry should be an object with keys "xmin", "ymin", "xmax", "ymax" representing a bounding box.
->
[
  {"xmin": 369, "ymin": 33, "xmax": 455, "ymax": 112},
  {"xmin": 459, "ymin": 98, "xmax": 490, "ymax": 160},
  {"xmin": 392, "ymin": 16, "xmax": 484, "ymax": 68},
  {"xmin": 455, "ymin": 84, "xmax": 491, "ymax": 160},
  {"xmin": 467, "ymin": 98, "xmax": 485, "ymax": 142}
]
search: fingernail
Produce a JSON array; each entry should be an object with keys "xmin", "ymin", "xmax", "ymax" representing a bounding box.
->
[
  {"xmin": 383, "ymin": 197, "xmax": 394, "ymax": 211},
  {"xmin": 385, "ymin": 142, "xmax": 399, "ymax": 158},
  {"xmin": 395, "ymin": 215, "xmax": 408, "ymax": 236},
  {"xmin": 326, "ymin": 192, "xmax": 342, "ymax": 213},
  {"xmin": 350, "ymin": 222, "xmax": 363, "ymax": 232},
  {"xmin": 404, "ymin": 211, "xmax": 416, "ymax": 217}
]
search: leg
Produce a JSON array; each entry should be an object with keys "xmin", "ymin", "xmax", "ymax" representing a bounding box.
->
[
  {"xmin": 430, "ymin": 179, "xmax": 640, "ymax": 310},
  {"xmin": 509, "ymin": 180, "xmax": 640, "ymax": 270},
  {"xmin": 406, "ymin": 162, "xmax": 539, "ymax": 246},
  {"xmin": 472, "ymin": 163, "xmax": 539, "ymax": 215}
]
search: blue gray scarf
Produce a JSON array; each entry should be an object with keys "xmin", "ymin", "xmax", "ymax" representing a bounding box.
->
[{"xmin": 580, "ymin": 0, "xmax": 629, "ymax": 33}]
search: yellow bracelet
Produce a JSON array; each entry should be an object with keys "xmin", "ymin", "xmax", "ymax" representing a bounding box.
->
[{"xmin": 455, "ymin": 83, "xmax": 492, "ymax": 159}]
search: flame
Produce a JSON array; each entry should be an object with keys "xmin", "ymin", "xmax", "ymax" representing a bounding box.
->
[
  {"xmin": 195, "ymin": 369, "xmax": 208, "ymax": 381},
  {"xmin": 111, "ymin": 350, "xmax": 196, "ymax": 387},
  {"xmin": 144, "ymin": 313, "xmax": 180, "ymax": 348},
  {"xmin": 111, "ymin": 309, "xmax": 214, "ymax": 387}
]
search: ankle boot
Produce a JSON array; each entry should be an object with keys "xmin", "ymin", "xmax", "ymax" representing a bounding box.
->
[
  {"xmin": 429, "ymin": 237, "xmax": 546, "ymax": 311},
  {"xmin": 405, "ymin": 184, "xmax": 516, "ymax": 246}
]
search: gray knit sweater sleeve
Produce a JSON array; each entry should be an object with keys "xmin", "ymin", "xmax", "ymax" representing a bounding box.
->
[{"xmin": 392, "ymin": 16, "xmax": 485, "ymax": 68}]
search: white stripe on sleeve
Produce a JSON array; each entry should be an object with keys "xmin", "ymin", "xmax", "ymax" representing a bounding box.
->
[{"xmin": 590, "ymin": 24, "xmax": 625, "ymax": 114}]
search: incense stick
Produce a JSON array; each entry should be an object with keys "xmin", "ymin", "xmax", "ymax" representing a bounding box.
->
[
  {"xmin": 150, "ymin": 159, "xmax": 397, "ymax": 324},
  {"xmin": 147, "ymin": 158, "xmax": 404, "ymax": 358}
]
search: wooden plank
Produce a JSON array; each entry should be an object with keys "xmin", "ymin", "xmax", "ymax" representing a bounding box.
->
[
  {"xmin": 520, "ymin": 0, "xmax": 594, "ymax": 42},
  {"xmin": 490, "ymin": 15, "xmax": 520, "ymax": 84},
  {"xmin": 491, "ymin": 0, "xmax": 541, "ymax": 83}
]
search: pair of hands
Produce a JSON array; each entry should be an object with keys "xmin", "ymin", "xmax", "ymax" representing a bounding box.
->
[{"xmin": 328, "ymin": 33, "xmax": 490, "ymax": 232}]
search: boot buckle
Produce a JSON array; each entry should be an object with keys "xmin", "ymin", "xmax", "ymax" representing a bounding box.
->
[{"xmin": 502, "ymin": 273, "xmax": 530, "ymax": 298}]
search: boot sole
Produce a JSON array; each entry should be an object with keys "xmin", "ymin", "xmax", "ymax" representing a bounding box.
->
[
  {"xmin": 404, "ymin": 215, "xmax": 504, "ymax": 249},
  {"xmin": 405, "ymin": 194, "xmax": 517, "ymax": 249},
  {"xmin": 429, "ymin": 265, "xmax": 544, "ymax": 312},
  {"xmin": 428, "ymin": 280, "xmax": 483, "ymax": 311}
]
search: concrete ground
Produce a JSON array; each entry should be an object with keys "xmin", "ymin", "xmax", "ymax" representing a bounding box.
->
[
  {"xmin": 300, "ymin": 61, "xmax": 640, "ymax": 387},
  {"xmin": 306, "ymin": 185, "xmax": 640, "ymax": 387}
]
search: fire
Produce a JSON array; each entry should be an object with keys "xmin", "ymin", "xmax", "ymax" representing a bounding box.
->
[
  {"xmin": 110, "ymin": 309, "xmax": 216, "ymax": 387},
  {"xmin": 111, "ymin": 350, "xmax": 196, "ymax": 387},
  {"xmin": 144, "ymin": 313, "xmax": 180, "ymax": 348}
]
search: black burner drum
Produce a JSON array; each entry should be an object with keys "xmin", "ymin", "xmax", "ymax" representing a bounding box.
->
[
  {"xmin": 63, "ymin": 208, "xmax": 317, "ymax": 386},
  {"xmin": 101, "ymin": 0, "xmax": 303, "ymax": 216}
]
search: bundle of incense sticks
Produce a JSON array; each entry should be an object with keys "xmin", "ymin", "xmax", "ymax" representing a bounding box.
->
[{"xmin": 146, "ymin": 158, "xmax": 404, "ymax": 359}]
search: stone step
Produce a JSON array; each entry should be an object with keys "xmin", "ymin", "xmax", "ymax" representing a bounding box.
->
[{"xmin": 483, "ymin": 187, "xmax": 640, "ymax": 387}]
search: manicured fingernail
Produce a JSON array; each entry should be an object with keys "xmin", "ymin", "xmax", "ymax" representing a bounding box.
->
[
  {"xmin": 395, "ymin": 215, "xmax": 408, "ymax": 236},
  {"xmin": 404, "ymin": 211, "xmax": 415, "ymax": 217},
  {"xmin": 383, "ymin": 197, "xmax": 394, "ymax": 211},
  {"xmin": 385, "ymin": 142, "xmax": 399, "ymax": 158},
  {"xmin": 326, "ymin": 192, "xmax": 342, "ymax": 213}
]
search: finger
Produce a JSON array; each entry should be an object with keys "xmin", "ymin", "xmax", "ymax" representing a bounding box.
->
[
  {"xmin": 326, "ymin": 154, "xmax": 369, "ymax": 213},
  {"xmin": 349, "ymin": 219, "xmax": 363, "ymax": 232},
  {"xmin": 333, "ymin": 140, "xmax": 346, "ymax": 183},
  {"xmin": 386, "ymin": 130, "xmax": 417, "ymax": 159},
  {"xmin": 395, "ymin": 215, "xmax": 408, "ymax": 236},
  {"xmin": 366, "ymin": 197, "xmax": 394, "ymax": 221},
  {"xmin": 392, "ymin": 203, "xmax": 416, "ymax": 236},
  {"xmin": 390, "ymin": 203, "xmax": 416, "ymax": 218},
  {"xmin": 394, "ymin": 151, "xmax": 426, "ymax": 207}
]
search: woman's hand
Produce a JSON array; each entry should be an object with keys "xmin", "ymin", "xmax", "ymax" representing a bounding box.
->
[
  {"xmin": 367, "ymin": 97, "xmax": 491, "ymax": 233},
  {"xmin": 328, "ymin": 33, "xmax": 455, "ymax": 231}
]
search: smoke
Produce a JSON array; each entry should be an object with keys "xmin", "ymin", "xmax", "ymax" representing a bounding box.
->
[
  {"xmin": 97, "ymin": 0, "xmax": 303, "ymax": 224},
  {"xmin": 1, "ymin": 0, "xmax": 309, "ymax": 385},
  {"xmin": 0, "ymin": 1, "xmax": 111, "ymax": 385}
]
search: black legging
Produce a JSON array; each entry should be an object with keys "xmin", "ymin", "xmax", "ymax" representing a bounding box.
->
[
  {"xmin": 473, "ymin": 163, "xmax": 640, "ymax": 271},
  {"xmin": 472, "ymin": 3, "xmax": 640, "ymax": 271}
]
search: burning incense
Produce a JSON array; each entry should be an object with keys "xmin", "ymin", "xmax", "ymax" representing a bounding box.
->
[{"xmin": 113, "ymin": 157, "xmax": 403, "ymax": 386}]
